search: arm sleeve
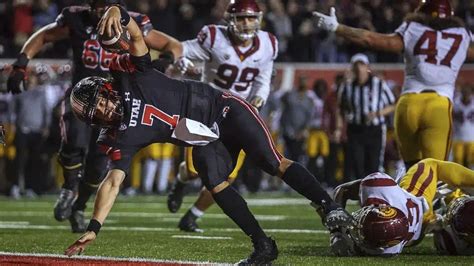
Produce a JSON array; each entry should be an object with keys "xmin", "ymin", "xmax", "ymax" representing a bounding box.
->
[
  {"xmin": 129, "ymin": 12, "xmax": 153, "ymax": 37},
  {"xmin": 381, "ymin": 80, "xmax": 396, "ymax": 106},
  {"xmin": 182, "ymin": 25, "xmax": 215, "ymax": 61},
  {"xmin": 394, "ymin": 22, "xmax": 409, "ymax": 41},
  {"xmin": 109, "ymin": 53, "xmax": 152, "ymax": 74},
  {"xmin": 55, "ymin": 7, "xmax": 69, "ymax": 27},
  {"xmin": 97, "ymin": 128, "xmax": 138, "ymax": 174}
]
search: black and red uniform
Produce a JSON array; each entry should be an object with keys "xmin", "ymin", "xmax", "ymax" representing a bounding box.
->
[
  {"xmin": 55, "ymin": 5, "xmax": 152, "ymax": 210},
  {"xmin": 98, "ymin": 53, "xmax": 282, "ymax": 189}
]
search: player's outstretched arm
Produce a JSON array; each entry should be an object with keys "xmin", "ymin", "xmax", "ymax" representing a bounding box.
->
[
  {"xmin": 313, "ymin": 7, "xmax": 403, "ymax": 54},
  {"xmin": 144, "ymin": 30, "xmax": 183, "ymax": 59},
  {"xmin": 333, "ymin": 179, "xmax": 362, "ymax": 208},
  {"xmin": 98, "ymin": 6, "xmax": 148, "ymax": 57},
  {"xmin": 65, "ymin": 169, "xmax": 125, "ymax": 257},
  {"xmin": 7, "ymin": 23, "xmax": 69, "ymax": 94}
]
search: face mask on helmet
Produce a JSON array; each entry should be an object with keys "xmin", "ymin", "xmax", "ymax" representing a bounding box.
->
[
  {"xmin": 445, "ymin": 196, "xmax": 474, "ymax": 244},
  {"xmin": 226, "ymin": 0, "xmax": 262, "ymax": 42},
  {"xmin": 350, "ymin": 205, "xmax": 410, "ymax": 249},
  {"xmin": 70, "ymin": 76, "xmax": 123, "ymax": 128}
]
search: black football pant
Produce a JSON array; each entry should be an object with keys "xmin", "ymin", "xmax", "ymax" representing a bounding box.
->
[
  {"xmin": 59, "ymin": 101, "xmax": 108, "ymax": 211},
  {"xmin": 345, "ymin": 124, "xmax": 385, "ymax": 181}
]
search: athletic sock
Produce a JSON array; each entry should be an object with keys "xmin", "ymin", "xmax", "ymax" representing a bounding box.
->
[
  {"xmin": 72, "ymin": 181, "xmax": 98, "ymax": 211},
  {"xmin": 143, "ymin": 159, "xmax": 158, "ymax": 193},
  {"xmin": 212, "ymin": 186, "xmax": 267, "ymax": 242},
  {"xmin": 157, "ymin": 158, "xmax": 172, "ymax": 193},
  {"xmin": 190, "ymin": 205, "xmax": 205, "ymax": 218},
  {"xmin": 281, "ymin": 162, "xmax": 338, "ymax": 214}
]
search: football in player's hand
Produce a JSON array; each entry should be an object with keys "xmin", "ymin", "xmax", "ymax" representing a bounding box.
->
[{"xmin": 98, "ymin": 26, "xmax": 130, "ymax": 54}]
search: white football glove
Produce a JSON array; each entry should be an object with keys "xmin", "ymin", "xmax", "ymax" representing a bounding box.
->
[
  {"xmin": 312, "ymin": 7, "xmax": 339, "ymax": 32},
  {"xmin": 250, "ymin": 96, "xmax": 264, "ymax": 111},
  {"xmin": 175, "ymin": 56, "xmax": 195, "ymax": 75},
  {"xmin": 330, "ymin": 230, "xmax": 355, "ymax": 256}
]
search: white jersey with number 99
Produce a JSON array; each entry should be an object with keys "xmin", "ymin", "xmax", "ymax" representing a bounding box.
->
[
  {"xmin": 182, "ymin": 25, "xmax": 278, "ymax": 102},
  {"xmin": 396, "ymin": 22, "xmax": 473, "ymax": 101}
]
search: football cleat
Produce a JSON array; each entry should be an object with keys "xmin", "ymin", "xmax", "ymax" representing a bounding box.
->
[
  {"xmin": 167, "ymin": 179, "xmax": 186, "ymax": 213},
  {"xmin": 178, "ymin": 211, "xmax": 204, "ymax": 233},
  {"xmin": 54, "ymin": 188, "xmax": 77, "ymax": 221},
  {"xmin": 238, "ymin": 237, "xmax": 278, "ymax": 265},
  {"xmin": 69, "ymin": 210, "xmax": 86, "ymax": 233}
]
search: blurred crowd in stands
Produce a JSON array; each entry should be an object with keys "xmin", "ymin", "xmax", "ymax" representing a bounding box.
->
[{"xmin": 0, "ymin": 0, "xmax": 473, "ymax": 62}]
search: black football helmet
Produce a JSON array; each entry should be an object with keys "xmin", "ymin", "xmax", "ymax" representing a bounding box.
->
[
  {"xmin": 70, "ymin": 76, "xmax": 123, "ymax": 127},
  {"xmin": 350, "ymin": 205, "xmax": 409, "ymax": 249}
]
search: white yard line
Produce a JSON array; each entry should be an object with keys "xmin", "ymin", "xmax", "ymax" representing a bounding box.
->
[
  {"xmin": 0, "ymin": 251, "xmax": 215, "ymax": 264},
  {"xmin": 0, "ymin": 223, "xmax": 328, "ymax": 234},
  {"xmin": 171, "ymin": 235, "xmax": 232, "ymax": 240},
  {"xmin": 0, "ymin": 211, "xmax": 290, "ymax": 221}
]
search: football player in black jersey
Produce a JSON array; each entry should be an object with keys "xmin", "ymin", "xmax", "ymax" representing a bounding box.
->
[
  {"xmin": 6, "ymin": 0, "xmax": 182, "ymax": 233},
  {"xmin": 64, "ymin": 6, "xmax": 354, "ymax": 264}
]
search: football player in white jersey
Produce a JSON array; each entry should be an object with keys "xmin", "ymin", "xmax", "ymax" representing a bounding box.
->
[
  {"xmin": 166, "ymin": 0, "xmax": 279, "ymax": 233},
  {"xmin": 452, "ymin": 85, "xmax": 474, "ymax": 168},
  {"xmin": 330, "ymin": 158, "xmax": 474, "ymax": 256},
  {"xmin": 313, "ymin": 0, "xmax": 474, "ymax": 171}
]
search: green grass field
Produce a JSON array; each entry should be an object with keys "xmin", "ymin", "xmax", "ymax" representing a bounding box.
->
[{"xmin": 0, "ymin": 193, "xmax": 472, "ymax": 265}]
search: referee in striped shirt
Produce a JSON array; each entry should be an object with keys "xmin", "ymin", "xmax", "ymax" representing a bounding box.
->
[{"xmin": 335, "ymin": 53, "xmax": 396, "ymax": 180}]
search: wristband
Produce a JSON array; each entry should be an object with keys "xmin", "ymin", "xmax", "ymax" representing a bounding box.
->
[
  {"xmin": 87, "ymin": 219, "xmax": 102, "ymax": 235},
  {"xmin": 13, "ymin": 53, "xmax": 29, "ymax": 68},
  {"xmin": 117, "ymin": 6, "xmax": 130, "ymax": 26}
]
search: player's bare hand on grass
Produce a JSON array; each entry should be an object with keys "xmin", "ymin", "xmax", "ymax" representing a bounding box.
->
[
  {"xmin": 98, "ymin": 6, "xmax": 122, "ymax": 38},
  {"xmin": 64, "ymin": 231, "xmax": 96, "ymax": 257}
]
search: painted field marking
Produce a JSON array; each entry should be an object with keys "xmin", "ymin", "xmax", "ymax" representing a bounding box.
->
[
  {"xmin": 0, "ymin": 211, "xmax": 290, "ymax": 221},
  {"xmin": 0, "ymin": 223, "xmax": 328, "ymax": 234},
  {"xmin": 171, "ymin": 235, "xmax": 232, "ymax": 240},
  {"xmin": 0, "ymin": 251, "xmax": 214, "ymax": 264}
]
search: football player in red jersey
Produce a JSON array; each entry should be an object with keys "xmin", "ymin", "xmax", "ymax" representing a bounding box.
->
[
  {"xmin": 6, "ymin": 0, "xmax": 182, "ymax": 233},
  {"xmin": 313, "ymin": 0, "xmax": 474, "ymax": 171},
  {"xmin": 332, "ymin": 158, "xmax": 474, "ymax": 256},
  {"xmin": 64, "ymin": 6, "xmax": 354, "ymax": 264},
  {"xmin": 167, "ymin": 0, "xmax": 279, "ymax": 233}
]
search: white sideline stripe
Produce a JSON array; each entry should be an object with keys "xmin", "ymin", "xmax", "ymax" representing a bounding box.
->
[
  {"xmin": 171, "ymin": 235, "xmax": 232, "ymax": 240},
  {"xmin": 0, "ymin": 211, "xmax": 289, "ymax": 221},
  {"xmin": 0, "ymin": 221, "xmax": 29, "ymax": 225},
  {"xmin": 0, "ymin": 223, "xmax": 328, "ymax": 234},
  {"xmin": 0, "ymin": 198, "xmax": 311, "ymax": 207},
  {"xmin": 0, "ymin": 251, "xmax": 214, "ymax": 264}
]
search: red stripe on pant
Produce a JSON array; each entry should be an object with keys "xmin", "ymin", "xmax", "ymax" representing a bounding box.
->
[
  {"xmin": 222, "ymin": 94, "xmax": 282, "ymax": 163},
  {"xmin": 406, "ymin": 163, "xmax": 425, "ymax": 193}
]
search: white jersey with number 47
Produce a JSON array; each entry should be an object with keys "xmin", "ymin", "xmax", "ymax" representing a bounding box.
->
[
  {"xmin": 182, "ymin": 25, "xmax": 278, "ymax": 102},
  {"xmin": 359, "ymin": 172, "xmax": 429, "ymax": 255},
  {"xmin": 396, "ymin": 22, "xmax": 473, "ymax": 101}
]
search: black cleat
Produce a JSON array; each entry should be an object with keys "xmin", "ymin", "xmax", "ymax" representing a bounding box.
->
[
  {"xmin": 167, "ymin": 179, "xmax": 186, "ymax": 213},
  {"xmin": 178, "ymin": 210, "xmax": 203, "ymax": 233},
  {"xmin": 69, "ymin": 210, "xmax": 86, "ymax": 233},
  {"xmin": 324, "ymin": 208, "xmax": 355, "ymax": 231},
  {"xmin": 238, "ymin": 237, "xmax": 278, "ymax": 265},
  {"xmin": 54, "ymin": 188, "xmax": 77, "ymax": 221}
]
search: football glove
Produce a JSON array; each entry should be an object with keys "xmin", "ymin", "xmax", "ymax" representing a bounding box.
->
[
  {"xmin": 312, "ymin": 7, "xmax": 339, "ymax": 32},
  {"xmin": 250, "ymin": 96, "xmax": 264, "ymax": 111},
  {"xmin": 175, "ymin": 56, "xmax": 195, "ymax": 75},
  {"xmin": 330, "ymin": 229, "xmax": 356, "ymax": 256},
  {"xmin": 7, "ymin": 53, "xmax": 29, "ymax": 94}
]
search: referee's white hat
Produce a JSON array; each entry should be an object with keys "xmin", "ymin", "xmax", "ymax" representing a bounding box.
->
[{"xmin": 350, "ymin": 53, "xmax": 370, "ymax": 65}]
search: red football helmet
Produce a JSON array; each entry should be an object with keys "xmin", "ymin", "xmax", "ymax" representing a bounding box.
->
[
  {"xmin": 417, "ymin": 0, "xmax": 453, "ymax": 18},
  {"xmin": 445, "ymin": 196, "xmax": 474, "ymax": 243},
  {"xmin": 226, "ymin": 0, "xmax": 263, "ymax": 41},
  {"xmin": 350, "ymin": 205, "xmax": 409, "ymax": 249}
]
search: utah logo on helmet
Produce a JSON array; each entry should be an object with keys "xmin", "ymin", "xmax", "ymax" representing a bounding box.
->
[{"xmin": 226, "ymin": 0, "xmax": 263, "ymax": 41}]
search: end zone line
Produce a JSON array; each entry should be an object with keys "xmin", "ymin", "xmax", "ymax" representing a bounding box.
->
[
  {"xmin": 0, "ymin": 251, "xmax": 215, "ymax": 265},
  {"xmin": 171, "ymin": 235, "xmax": 232, "ymax": 240}
]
